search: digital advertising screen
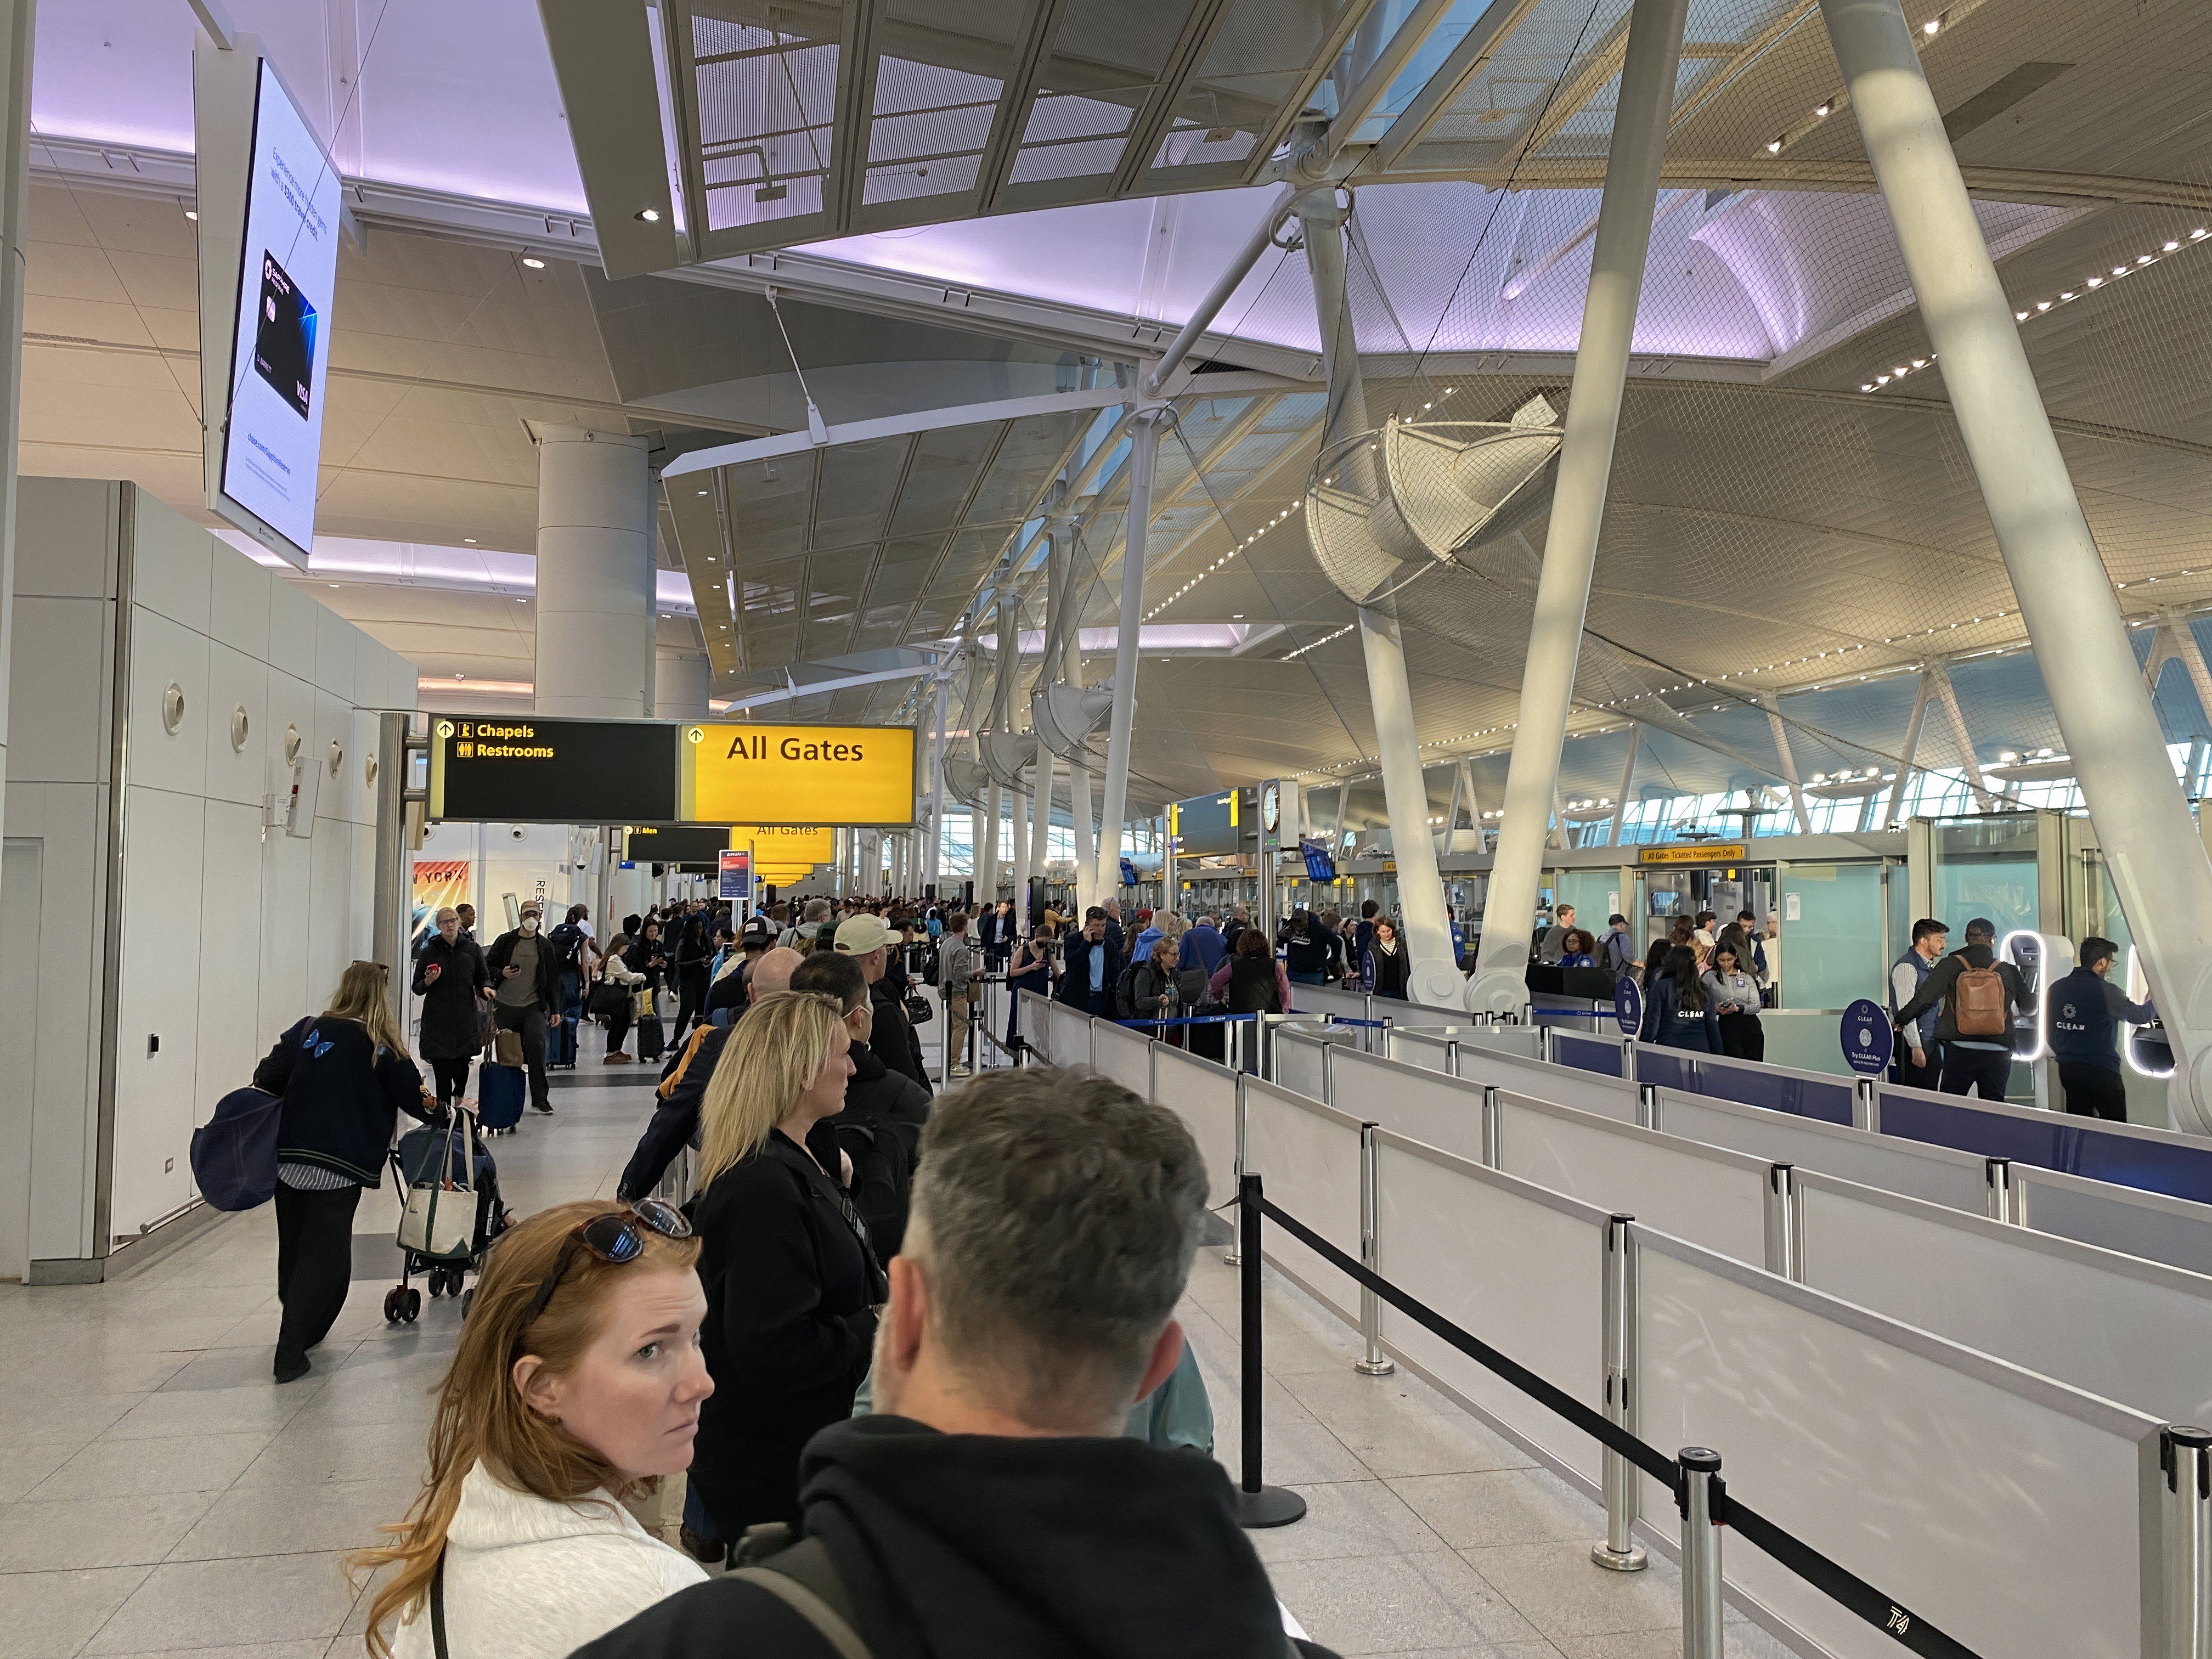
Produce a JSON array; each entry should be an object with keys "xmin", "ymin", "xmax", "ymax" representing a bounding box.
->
[
  {"xmin": 216, "ymin": 59, "xmax": 342, "ymax": 563},
  {"xmin": 427, "ymin": 717, "xmax": 680, "ymax": 824}
]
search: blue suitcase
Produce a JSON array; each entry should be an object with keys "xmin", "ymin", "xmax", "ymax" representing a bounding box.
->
[{"xmin": 478, "ymin": 1063, "xmax": 526, "ymax": 1131}]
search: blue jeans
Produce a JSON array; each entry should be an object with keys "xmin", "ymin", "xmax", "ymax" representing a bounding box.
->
[{"xmin": 552, "ymin": 972, "xmax": 581, "ymax": 1066}]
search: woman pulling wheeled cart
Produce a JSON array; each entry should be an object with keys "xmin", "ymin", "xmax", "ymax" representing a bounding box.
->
[{"xmin": 386, "ymin": 1102, "xmax": 513, "ymax": 1324}]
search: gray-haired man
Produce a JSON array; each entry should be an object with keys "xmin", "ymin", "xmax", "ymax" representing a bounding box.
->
[{"xmin": 580, "ymin": 1069, "xmax": 1335, "ymax": 1658}]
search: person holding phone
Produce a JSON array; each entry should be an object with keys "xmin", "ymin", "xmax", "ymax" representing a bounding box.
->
[{"xmin": 413, "ymin": 907, "xmax": 490, "ymax": 1105}]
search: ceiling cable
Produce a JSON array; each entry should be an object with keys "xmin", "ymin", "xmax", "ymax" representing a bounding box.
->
[{"xmin": 764, "ymin": 288, "xmax": 830, "ymax": 444}]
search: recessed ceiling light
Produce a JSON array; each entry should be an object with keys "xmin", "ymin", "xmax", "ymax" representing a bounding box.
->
[
  {"xmin": 696, "ymin": 489, "xmax": 708, "ymax": 496},
  {"xmin": 329, "ymin": 583, "xmax": 340, "ymax": 589},
  {"xmin": 1765, "ymin": 137, "xmax": 1784, "ymax": 154},
  {"xmin": 1814, "ymin": 100, "xmax": 1832, "ymax": 117},
  {"xmin": 1922, "ymin": 15, "xmax": 1940, "ymax": 33},
  {"xmin": 464, "ymin": 537, "xmax": 477, "ymax": 544},
  {"xmin": 521, "ymin": 255, "xmax": 546, "ymax": 269},
  {"xmin": 454, "ymin": 673, "xmax": 465, "ymax": 679},
  {"xmin": 636, "ymin": 207, "xmax": 662, "ymax": 223},
  {"xmin": 183, "ymin": 207, "xmax": 198, "ymax": 221}
]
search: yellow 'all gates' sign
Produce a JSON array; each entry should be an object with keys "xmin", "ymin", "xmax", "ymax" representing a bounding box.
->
[
  {"xmin": 681, "ymin": 724, "xmax": 916, "ymax": 827},
  {"xmin": 730, "ymin": 824, "xmax": 838, "ymax": 864}
]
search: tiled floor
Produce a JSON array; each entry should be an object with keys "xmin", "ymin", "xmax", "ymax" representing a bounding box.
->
[{"xmin": 0, "ymin": 1014, "xmax": 1797, "ymax": 1659}]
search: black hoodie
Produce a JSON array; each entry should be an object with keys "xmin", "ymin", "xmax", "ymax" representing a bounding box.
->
[{"xmin": 574, "ymin": 1414, "xmax": 1331, "ymax": 1659}]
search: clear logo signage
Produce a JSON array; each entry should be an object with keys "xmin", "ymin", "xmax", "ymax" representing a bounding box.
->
[
  {"xmin": 1839, "ymin": 997, "xmax": 1895, "ymax": 1077},
  {"xmin": 1615, "ymin": 978, "xmax": 1642, "ymax": 1037}
]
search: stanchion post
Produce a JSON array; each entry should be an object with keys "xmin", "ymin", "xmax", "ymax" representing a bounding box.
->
[
  {"xmin": 1224, "ymin": 1073, "xmax": 1248, "ymax": 1266},
  {"xmin": 1321, "ymin": 1036, "xmax": 1336, "ymax": 1108},
  {"xmin": 1539, "ymin": 1024, "xmax": 1556, "ymax": 1065},
  {"xmin": 1984, "ymin": 1156, "xmax": 2018, "ymax": 1223},
  {"xmin": 1762, "ymin": 1164, "xmax": 1801, "ymax": 1281},
  {"xmin": 1480, "ymin": 1085, "xmax": 1501, "ymax": 1169},
  {"xmin": 1679, "ymin": 1447, "xmax": 1725, "ymax": 1657},
  {"xmin": 1591, "ymin": 1214, "xmax": 1647, "ymax": 1572},
  {"xmin": 1853, "ymin": 1075, "xmax": 1877, "ymax": 1132},
  {"xmin": 1354, "ymin": 1124, "xmax": 1396, "ymax": 1377},
  {"xmin": 1236, "ymin": 1172, "xmax": 1308, "ymax": 1528},
  {"xmin": 1636, "ymin": 1082, "xmax": 1657, "ymax": 1131},
  {"xmin": 2162, "ymin": 1424, "xmax": 2212, "ymax": 1655},
  {"xmin": 1444, "ymin": 1037, "xmax": 1459, "ymax": 1077},
  {"xmin": 1622, "ymin": 1035, "xmax": 1637, "ymax": 1084}
]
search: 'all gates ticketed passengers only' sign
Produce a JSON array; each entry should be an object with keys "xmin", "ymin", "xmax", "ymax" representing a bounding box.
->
[{"xmin": 680, "ymin": 724, "xmax": 917, "ymax": 827}]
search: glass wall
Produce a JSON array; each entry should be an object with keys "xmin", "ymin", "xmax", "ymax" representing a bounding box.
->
[
  {"xmin": 1929, "ymin": 816, "xmax": 2039, "ymax": 939},
  {"xmin": 1778, "ymin": 862, "xmax": 1886, "ymax": 1009}
]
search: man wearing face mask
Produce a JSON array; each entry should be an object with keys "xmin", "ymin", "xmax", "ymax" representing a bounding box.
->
[{"xmin": 485, "ymin": 903, "xmax": 563, "ymax": 1116}]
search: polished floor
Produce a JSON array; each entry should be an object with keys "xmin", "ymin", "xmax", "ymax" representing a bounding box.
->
[{"xmin": 0, "ymin": 1011, "xmax": 1793, "ymax": 1659}]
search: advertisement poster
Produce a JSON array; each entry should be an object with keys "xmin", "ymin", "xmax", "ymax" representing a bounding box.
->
[{"xmin": 411, "ymin": 859, "xmax": 471, "ymax": 952}]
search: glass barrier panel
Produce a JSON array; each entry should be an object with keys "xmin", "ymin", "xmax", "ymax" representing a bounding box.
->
[
  {"xmin": 1879, "ymin": 1087, "xmax": 2212, "ymax": 1205},
  {"xmin": 1777, "ymin": 861, "xmax": 1885, "ymax": 1011}
]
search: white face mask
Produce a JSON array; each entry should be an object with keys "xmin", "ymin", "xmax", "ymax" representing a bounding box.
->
[{"xmin": 520, "ymin": 917, "xmax": 540, "ymax": 935}]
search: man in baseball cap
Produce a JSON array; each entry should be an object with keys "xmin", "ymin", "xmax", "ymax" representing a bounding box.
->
[{"xmin": 837, "ymin": 913, "xmax": 930, "ymax": 1092}]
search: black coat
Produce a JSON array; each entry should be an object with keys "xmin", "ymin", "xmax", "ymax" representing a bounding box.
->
[
  {"xmin": 483, "ymin": 928, "xmax": 561, "ymax": 1015},
  {"xmin": 410, "ymin": 934, "xmax": 488, "ymax": 1060},
  {"xmin": 1057, "ymin": 935, "xmax": 1125, "ymax": 1011},
  {"xmin": 574, "ymin": 1415, "xmax": 1340, "ymax": 1659},
  {"xmin": 868, "ymin": 978, "xmax": 932, "ymax": 1095},
  {"xmin": 615, "ymin": 1023, "xmax": 731, "ymax": 1201},
  {"xmin": 690, "ymin": 1133, "xmax": 878, "ymax": 1532},
  {"xmin": 1365, "ymin": 943, "xmax": 1410, "ymax": 1000},
  {"xmin": 255, "ymin": 1017, "xmax": 430, "ymax": 1187},
  {"xmin": 805, "ymin": 1039, "xmax": 929, "ymax": 1257}
]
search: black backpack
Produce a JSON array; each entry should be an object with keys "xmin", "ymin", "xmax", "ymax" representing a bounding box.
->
[
  {"xmin": 824, "ymin": 1115, "xmax": 917, "ymax": 1260},
  {"xmin": 548, "ymin": 922, "xmax": 587, "ymax": 971},
  {"xmin": 1114, "ymin": 961, "xmax": 1144, "ymax": 1020}
]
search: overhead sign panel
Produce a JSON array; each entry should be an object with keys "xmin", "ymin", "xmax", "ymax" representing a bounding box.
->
[
  {"xmin": 735, "ymin": 825, "xmax": 837, "ymax": 864},
  {"xmin": 1168, "ymin": 788, "xmax": 1253, "ymax": 859},
  {"xmin": 428, "ymin": 717, "xmax": 679, "ymax": 823},
  {"xmin": 194, "ymin": 42, "xmax": 343, "ymax": 568},
  {"xmin": 1640, "ymin": 843, "xmax": 1748, "ymax": 866},
  {"xmin": 622, "ymin": 825, "xmax": 731, "ymax": 864},
  {"xmin": 681, "ymin": 725, "xmax": 916, "ymax": 827}
]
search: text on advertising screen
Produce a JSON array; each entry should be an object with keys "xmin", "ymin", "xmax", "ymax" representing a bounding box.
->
[
  {"xmin": 218, "ymin": 61, "xmax": 342, "ymax": 562},
  {"xmin": 681, "ymin": 725, "xmax": 916, "ymax": 826},
  {"xmin": 428, "ymin": 718, "xmax": 679, "ymax": 823}
]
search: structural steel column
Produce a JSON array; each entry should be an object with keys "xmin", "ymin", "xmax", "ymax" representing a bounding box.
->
[
  {"xmin": 1470, "ymin": 0, "xmax": 1690, "ymax": 1018},
  {"xmin": 1882, "ymin": 666, "xmax": 1931, "ymax": 830},
  {"xmin": 1001, "ymin": 597, "xmax": 1033, "ymax": 915},
  {"xmin": 0, "ymin": 0, "xmax": 28, "ymax": 957},
  {"xmin": 1609, "ymin": 727, "xmax": 1640, "ymax": 847},
  {"xmin": 1053, "ymin": 521, "xmax": 1098, "ymax": 913},
  {"xmin": 533, "ymin": 426, "xmax": 655, "ymax": 716},
  {"xmin": 1928, "ymin": 659, "xmax": 1996, "ymax": 810},
  {"xmin": 1762, "ymin": 695, "xmax": 1813, "ymax": 833},
  {"xmin": 2161, "ymin": 616, "xmax": 2212, "ymax": 734},
  {"xmin": 1097, "ymin": 408, "xmax": 1165, "ymax": 905},
  {"xmin": 1299, "ymin": 189, "xmax": 1462, "ymax": 1004},
  {"xmin": 1825, "ymin": 0, "xmax": 2212, "ymax": 1131},
  {"xmin": 924, "ymin": 668, "xmax": 949, "ymax": 893}
]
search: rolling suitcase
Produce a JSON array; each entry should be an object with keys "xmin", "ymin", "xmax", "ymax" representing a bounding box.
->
[
  {"xmin": 636, "ymin": 1014, "xmax": 666, "ymax": 1063},
  {"xmin": 478, "ymin": 1063, "xmax": 526, "ymax": 1132}
]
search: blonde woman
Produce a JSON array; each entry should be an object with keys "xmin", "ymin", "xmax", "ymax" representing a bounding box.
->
[
  {"xmin": 687, "ymin": 990, "xmax": 880, "ymax": 1543},
  {"xmin": 355, "ymin": 1199, "xmax": 712, "ymax": 1657},
  {"xmin": 253, "ymin": 960, "xmax": 433, "ymax": 1383}
]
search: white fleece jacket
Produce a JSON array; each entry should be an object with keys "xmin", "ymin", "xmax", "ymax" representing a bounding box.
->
[{"xmin": 391, "ymin": 1462, "xmax": 706, "ymax": 1659}]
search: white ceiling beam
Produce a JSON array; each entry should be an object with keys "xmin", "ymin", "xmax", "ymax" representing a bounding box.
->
[
  {"xmin": 1312, "ymin": 0, "xmax": 1467, "ymax": 167},
  {"xmin": 720, "ymin": 662, "xmax": 940, "ymax": 712},
  {"xmin": 662, "ymin": 385, "xmax": 1136, "ymax": 480}
]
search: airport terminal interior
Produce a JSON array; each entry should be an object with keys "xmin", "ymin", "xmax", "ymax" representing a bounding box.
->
[{"xmin": 5, "ymin": 0, "xmax": 2212, "ymax": 1655}]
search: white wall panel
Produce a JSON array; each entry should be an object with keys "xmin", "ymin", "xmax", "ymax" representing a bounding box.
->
[
  {"xmin": 1331, "ymin": 1049, "xmax": 1486, "ymax": 1165},
  {"xmin": 348, "ymin": 821, "xmax": 377, "ymax": 963},
  {"xmin": 264, "ymin": 667, "xmax": 314, "ymax": 806},
  {"xmin": 193, "ymin": 800, "xmax": 266, "ymax": 1133},
  {"xmin": 1375, "ymin": 1137, "xmax": 1605, "ymax": 1486},
  {"xmin": 1495, "ymin": 1094, "xmax": 1771, "ymax": 1267},
  {"xmin": 1637, "ymin": 1235, "xmax": 2157, "ymax": 1659},
  {"xmin": 14, "ymin": 478, "xmax": 116, "ymax": 599},
  {"xmin": 258, "ymin": 831, "xmax": 313, "ymax": 1048},
  {"xmin": 1154, "ymin": 1043, "xmax": 1239, "ymax": 1210},
  {"xmin": 311, "ymin": 689, "xmax": 354, "ymax": 825},
  {"xmin": 306, "ymin": 825, "xmax": 354, "ymax": 1010},
  {"xmin": 266, "ymin": 577, "xmax": 317, "ymax": 683},
  {"xmin": 1, "ymin": 839, "xmax": 43, "ymax": 1278},
  {"xmin": 1091, "ymin": 1020, "xmax": 1151, "ymax": 1098},
  {"xmin": 201, "ymin": 642, "xmax": 268, "ymax": 810},
  {"xmin": 207, "ymin": 540, "xmax": 270, "ymax": 658},
  {"xmin": 128, "ymin": 495, "xmax": 212, "ymax": 636},
  {"xmin": 8, "ymin": 595, "xmax": 111, "ymax": 785},
  {"xmin": 111, "ymin": 789, "xmax": 204, "ymax": 1239},
  {"xmin": 124, "ymin": 606, "xmax": 210, "ymax": 802},
  {"xmin": 313, "ymin": 602, "xmax": 357, "ymax": 700},
  {"xmin": 1798, "ymin": 1173, "xmax": 2212, "ymax": 1427},
  {"xmin": 1657, "ymin": 1091, "xmax": 1989, "ymax": 1213},
  {"xmin": 1245, "ymin": 1081, "xmax": 1363, "ymax": 1323}
]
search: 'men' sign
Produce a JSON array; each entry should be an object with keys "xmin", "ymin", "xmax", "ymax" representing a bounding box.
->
[{"xmin": 681, "ymin": 723, "xmax": 916, "ymax": 827}]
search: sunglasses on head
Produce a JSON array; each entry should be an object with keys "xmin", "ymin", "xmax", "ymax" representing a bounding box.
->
[{"xmin": 511, "ymin": 1199, "xmax": 693, "ymax": 1345}]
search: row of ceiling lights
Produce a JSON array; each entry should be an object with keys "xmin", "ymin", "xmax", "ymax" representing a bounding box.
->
[
  {"xmin": 1281, "ymin": 620, "xmax": 1353, "ymax": 660},
  {"xmin": 1143, "ymin": 499, "xmax": 1302, "ymax": 623},
  {"xmin": 1861, "ymin": 228, "xmax": 2209, "ymax": 392},
  {"xmin": 1764, "ymin": 14, "xmax": 1944, "ymax": 156}
]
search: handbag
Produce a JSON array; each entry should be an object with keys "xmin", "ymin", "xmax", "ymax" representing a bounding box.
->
[
  {"xmin": 588, "ymin": 981, "xmax": 629, "ymax": 1019},
  {"xmin": 398, "ymin": 1124, "xmax": 474, "ymax": 1259},
  {"xmin": 903, "ymin": 988, "xmax": 933, "ymax": 1025},
  {"xmin": 489, "ymin": 1026, "xmax": 524, "ymax": 1068}
]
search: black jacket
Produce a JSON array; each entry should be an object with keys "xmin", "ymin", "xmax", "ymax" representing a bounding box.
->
[
  {"xmin": 869, "ymin": 978, "xmax": 932, "ymax": 1096},
  {"xmin": 255, "ymin": 1017, "xmax": 430, "ymax": 1187},
  {"xmin": 1057, "ymin": 935, "xmax": 1125, "ymax": 1009},
  {"xmin": 616, "ymin": 1023, "xmax": 731, "ymax": 1201},
  {"xmin": 805, "ymin": 1039, "xmax": 929, "ymax": 1257},
  {"xmin": 483, "ymin": 928, "xmax": 561, "ymax": 1015},
  {"xmin": 1893, "ymin": 943, "xmax": 2036, "ymax": 1045},
  {"xmin": 574, "ymin": 1414, "xmax": 1337, "ymax": 1659},
  {"xmin": 1365, "ymin": 943, "xmax": 1410, "ymax": 1000},
  {"xmin": 2047, "ymin": 965, "xmax": 2154, "ymax": 1073},
  {"xmin": 689, "ymin": 1133, "xmax": 879, "ymax": 1529},
  {"xmin": 409, "ymin": 934, "xmax": 488, "ymax": 1060}
]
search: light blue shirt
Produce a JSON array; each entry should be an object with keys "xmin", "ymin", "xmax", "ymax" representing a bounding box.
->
[{"xmin": 1090, "ymin": 941, "xmax": 1107, "ymax": 986}]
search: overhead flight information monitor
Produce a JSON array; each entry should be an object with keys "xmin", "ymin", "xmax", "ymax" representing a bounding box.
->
[
  {"xmin": 622, "ymin": 825, "xmax": 731, "ymax": 864},
  {"xmin": 428, "ymin": 716, "xmax": 679, "ymax": 823},
  {"xmin": 682, "ymin": 724, "xmax": 916, "ymax": 826},
  {"xmin": 1168, "ymin": 788, "xmax": 1254, "ymax": 859}
]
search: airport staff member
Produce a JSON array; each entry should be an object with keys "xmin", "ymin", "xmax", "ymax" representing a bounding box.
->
[
  {"xmin": 2047, "ymin": 936, "xmax": 2156, "ymax": 1122},
  {"xmin": 1888, "ymin": 917, "xmax": 1948, "ymax": 1091}
]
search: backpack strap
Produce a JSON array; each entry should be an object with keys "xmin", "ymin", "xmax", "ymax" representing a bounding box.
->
[{"xmin": 730, "ymin": 1536, "xmax": 871, "ymax": 1659}]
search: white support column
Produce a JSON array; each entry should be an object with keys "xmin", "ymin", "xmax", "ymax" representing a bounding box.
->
[
  {"xmin": 1437, "ymin": 764, "xmax": 1463, "ymax": 857},
  {"xmin": 1300, "ymin": 188, "xmax": 1461, "ymax": 1003},
  {"xmin": 533, "ymin": 426, "xmax": 655, "ymax": 716},
  {"xmin": 1096, "ymin": 408, "xmax": 1165, "ymax": 905},
  {"xmin": 1609, "ymin": 727, "xmax": 1640, "ymax": 847},
  {"xmin": 1762, "ymin": 695, "xmax": 1813, "ymax": 833},
  {"xmin": 2163, "ymin": 616, "xmax": 2212, "ymax": 730},
  {"xmin": 1825, "ymin": 0, "xmax": 2212, "ymax": 1131},
  {"xmin": 1054, "ymin": 523, "xmax": 1098, "ymax": 913},
  {"xmin": 1928, "ymin": 659, "xmax": 1997, "ymax": 810},
  {"xmin": 924, "ymin": 669, "xmax": 949, "ymax": 894},
  {"xmin": 1550, "ymin": 790, "xmax": 1570, "ymax": 851},
  {"xmin": 1883, "ymin": 665, "xmax": 1932, "ymax": 830},
  {"xmin": 1470, "ymin": 0, "xmax": 1690, "ymax": 1018},
  {"xmin": 1458, "ymin": 760, "xmax": 1483, "ymax": 848},
  {"xmin": 0, "ymin": 0, "xmax": 27, "ymax": 990},
  {"xmin": 652, "ymin": 646, "xmax": 711, "ymax": 720}
]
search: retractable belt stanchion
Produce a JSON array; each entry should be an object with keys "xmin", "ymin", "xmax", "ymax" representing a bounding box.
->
[
  {"xmin": 1235, "ymin": 1172, "xmax": 1307, "ymax": 1530},
  {"xmin": 1680, "ymin": 1448, "xmax": 1726, "ymax": 1659}
]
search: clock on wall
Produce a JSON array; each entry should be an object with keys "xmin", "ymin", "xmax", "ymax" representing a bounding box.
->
[{"xmin": 1261, "ymin": 782, "xmax": 1280, "ymax": 836}]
